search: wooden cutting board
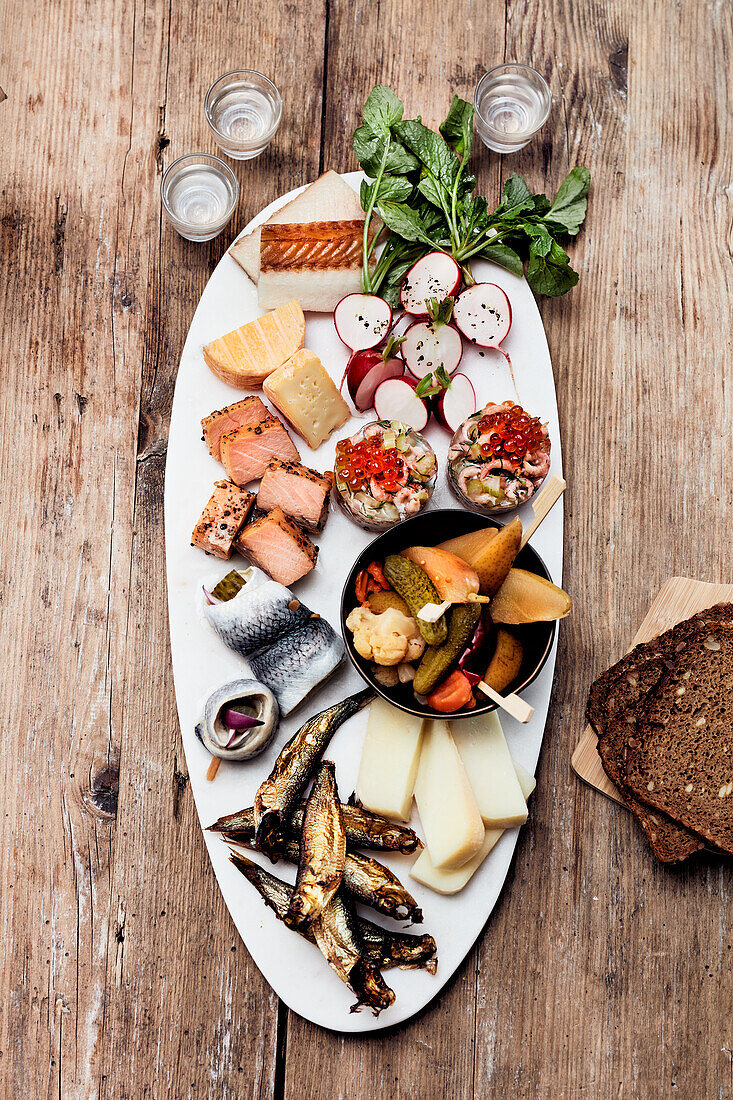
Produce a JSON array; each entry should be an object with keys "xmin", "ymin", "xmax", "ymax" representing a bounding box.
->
[{"xmin": 572, "ymin": 576, "xmax": 733, "ymax": 803}]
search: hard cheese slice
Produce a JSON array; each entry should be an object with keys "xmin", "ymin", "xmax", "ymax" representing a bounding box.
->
[
  {"xmin": 263, "ymin": 349, "xmax": 349, "ymax": 449},
  {"xmin": 450, "ymin": 712, "xmax": 528, "ymax": 827},
  {"xmin": 410, "ymin": 756, "xmax": 535, "ymax": 895},
  {"xmin": 410, "ymin": 828, "xmax": 504, "ymax": 895},
  {"xmin": 413, "ymin": 720, "xmax": 484, "ymax": 870},
  {"xmin": 356, "ymin": 699, "xmax": 424, "ymax": 822}
]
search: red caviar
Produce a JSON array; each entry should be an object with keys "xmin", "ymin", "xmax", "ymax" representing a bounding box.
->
[
  {"xmin": 477, "ymin": 401, "xmax": 546, "ymax": 463},
  {"xmin": 335, "ymin": 437, "xmax": 406, "ymax": 493}
]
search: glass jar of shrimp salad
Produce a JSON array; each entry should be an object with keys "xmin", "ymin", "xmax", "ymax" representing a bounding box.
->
[
  {"xmin": 334, "ymin": 420, "xmax": 437, "ymax": 531},
  {"xmin": 447, "ymin": 401, "xmax": 551, "ymax": 513}
]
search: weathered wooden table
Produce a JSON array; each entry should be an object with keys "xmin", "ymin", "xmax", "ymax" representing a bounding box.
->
[{"xmin": 2, "ymin": 0, "xmax": 731, "ymax": 1096}]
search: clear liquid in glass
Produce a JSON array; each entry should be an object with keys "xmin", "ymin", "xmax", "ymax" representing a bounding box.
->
[
  {"xmin": 475, "ymin": 65, "xmax": 551, "ymax": 153},
  {"xmin": 162, "ymin": 159, "xmax": 238, "ymax": 241},
  {"xmin": 206, "ymin": 73, "xmax": 282, "ymax": 159}
]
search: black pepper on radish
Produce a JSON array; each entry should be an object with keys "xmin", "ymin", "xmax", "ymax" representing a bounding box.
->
[
  {"xmin": 334, "ymin": 293, "xmax": 392, "ymax": 351},
  {"xmin": 452, "ymin": 283, "xmax": 512, "ymax": 363},
  {"xmin": 402, "ymin": 296, "xmax": 463, "ymax": 379},
  {"xmin": 400, "ymin": 253, "xmax": 461, "ymax": 315}
]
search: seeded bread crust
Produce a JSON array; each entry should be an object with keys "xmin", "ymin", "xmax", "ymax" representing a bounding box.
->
[
  {"xmin": 622, "ymin": 616, "xmax": 733, "ymax": 854},
  {"xmin": 587, "ymin": 605, "xmax": 733, "ymax": 863}
]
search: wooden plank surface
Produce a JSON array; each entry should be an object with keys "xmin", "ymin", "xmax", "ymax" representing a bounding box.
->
[{"xmin": 0, "ymin": 0, "xmax": 731, "ymax": 1097}]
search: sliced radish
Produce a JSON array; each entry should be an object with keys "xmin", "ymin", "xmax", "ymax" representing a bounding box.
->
[
  {"xmin": 345, "ymin": 342, "xmax": 404, "ymax": 413},
  {"xmin": 400, "ymin": 252, "xmax": 461, "ymax": 315},
  {"xmin": 453, "ymin": 283, "xmax": 512, "ymax": 361},
  {"xmin": 334, "ymin": 293, "xmax": 392, "ymax": 351},
  {"xmin": 373, "ymin": 377, "xmax": 429, "ymax": 431},
  {"xmin": 402, "ymin": 318, "xmax": 463, "ymax": 378},
  {"xmin": 433, "ymin": 373, "xmax": 477, "ymax": 432}
]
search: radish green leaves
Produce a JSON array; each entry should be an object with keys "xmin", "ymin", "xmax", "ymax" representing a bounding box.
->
[{"xmin": 355, "ymin": 86, "xmax": 590, "ymax": 303}]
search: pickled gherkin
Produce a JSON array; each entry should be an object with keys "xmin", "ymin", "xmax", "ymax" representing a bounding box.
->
[
  {"xmin": 413, "ymin": 604, "xmax": 481, "ymax": 696},
  {"xmin": 211, "ymin": 569, "xmax": 249, "ymax": 602},
  {"xmin": 383, "ymin": 555, "xmax": 448, "ymax": 645}
]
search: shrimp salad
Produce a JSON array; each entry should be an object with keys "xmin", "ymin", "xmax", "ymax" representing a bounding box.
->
[
  {"xmin": 334, "ymin": 421, "xmax": 437, "ymax": 531},
  {"xmin": 447, "ymin": 402, "xmax": 551, "ymax": 514}
]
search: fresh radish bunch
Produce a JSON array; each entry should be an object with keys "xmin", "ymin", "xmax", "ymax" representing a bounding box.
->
[
  {"xmin": 402, "ymin": 296, "xmax": 463, "ymax": 379},
  {"xmin": 373, "ymin": 376, "xmax": 429, "ymax": 432},
  {"xmin": 342, "ymin": 336, "xmax": 405, "ymax": 413},
  {"xmin": 414, "ymin": 365, "xmax": 477, "ymax": 432},
  {"xmin": 401, "ymin": 253, "xmax": 461, "ymax": 315},
  {"xmin": 334, "ymin": 293, "xmax": 392, "ymax": 351},
  {"xmin": 452, "ymin": 283, "xmax": 512, "ymax": 364}
]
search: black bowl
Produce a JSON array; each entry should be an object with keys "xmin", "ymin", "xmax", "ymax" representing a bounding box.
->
[{"xmin": 340, "ymin": 509, "xmax": 556, "ymax": 720}]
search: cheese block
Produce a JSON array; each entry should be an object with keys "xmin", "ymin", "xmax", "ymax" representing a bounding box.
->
[
  {"xmin": 513, "ymin": 761, "xmax": 536, "ymax": 801},
  {"xmin": 413, "ymin": 720, "xmax": 484, "ymax": 870},
  {"xmin": 409, "ymin": 828, "xmax": 504, "ymax": 895},
  {"xmin": 356, "ymin": 699, "xmax": 424, "ymax": 822},
  {"xmin": 263, "ymin": 349, "xmax": 349, "ymax": 449},
  {"xmin": 202, "ymin": 300, "xmax": 305, "ymax": 389},
  {"xmin": 410, "ymin": 755, "xmax": 535, "ymax": 895},
  {"xmin": 450, "ymin": 712, "xmax": 528, "ymax": 828}
]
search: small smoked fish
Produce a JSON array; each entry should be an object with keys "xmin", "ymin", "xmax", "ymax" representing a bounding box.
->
[
  {"xmin": 230, "ymin": 852, "xmax": 437, "ymax": 975},
  {"xmin": 209, "ymin": 801, "xmax": 422, "ymax": 855},
  {"xmin": 230, "ymin": 853, "xmax": 396, "ymax": 1015},
  {"xmin": 358, "ymin": 923, "xmax": 437, "ymax": 975},
  {"xmin": 312, "ymin": 890, "xmax": 395, "ymax": 1016},
  {"xmin": 254, "ymin": 689, "xmax": 373, "ymax": 859},
  {"xmin": 285, "ymin": 762, "xmax": 345, "ymax": 929},
  {"xmin": 231, "ymin": 836, "xmax": 422, "ymax": 923}
]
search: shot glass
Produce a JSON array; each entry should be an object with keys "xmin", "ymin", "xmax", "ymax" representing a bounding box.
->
[
  {"xmin": 161, "ymin": 153, "xmax": 239, "ymax": 242},
  {"xmin": 474, "ymin": 64, "xmax": 552, "ymax": 154},
  {"xmin": 204, "ymin": 69, "xmax": 283, "ymax": 160}
]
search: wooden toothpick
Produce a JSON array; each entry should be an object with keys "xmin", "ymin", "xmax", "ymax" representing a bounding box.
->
[
  {"xmin": 478, "ymin": 681, "xmax": 535, "ymax": 724},
  {"xmin": 520, "ymin": 476, "xmax": 566, "ymax": 549}
]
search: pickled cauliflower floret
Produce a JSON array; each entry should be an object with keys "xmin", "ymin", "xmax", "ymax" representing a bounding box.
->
[{"xmin": 346, "ymin": 606, "xmax": 426, "ymax": 666}]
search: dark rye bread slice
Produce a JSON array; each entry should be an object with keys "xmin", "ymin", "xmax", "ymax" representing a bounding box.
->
[
  {"xmin": 587, "ymin": 605, "xmax": 733, "ymax": 862},
  {"xmin": 622, "ymin": 620, "xmax": 733, "ymax": 855}
]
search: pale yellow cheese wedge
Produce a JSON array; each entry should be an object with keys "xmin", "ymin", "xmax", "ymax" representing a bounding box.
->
[
  {"xmin": 413, "ymin": 720, "xmax": 484, "ymax": 870},
  {"xmin": 450, "ymin": 712, "xmax": 528, "ymax": 828},
  {"xmin": 410, "ymin": 828, "xmax": 504, "ymax": 895},
  {"xmin": 513, "ymin": 761, "xmax": 536, "ymax": 801},
  {"xmin": 202, "ymin": 300, "xmax": 305, "ymax": 389},
  {"xmin": 356, "ymin": 700, "xmax": 424, "ymax": 822},
  {"xmin": 263, "ymin": 349, "xmax": 349, "ymax": 449},
  {"xmin": 410, "ymin": 757, "xmax": 536, "ymax": 894}
]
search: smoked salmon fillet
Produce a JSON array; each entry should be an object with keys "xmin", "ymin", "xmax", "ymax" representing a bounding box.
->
[
  {"xmin": 202, "ymin": 300, "xmax": 305, "ymax": 388},
  {"xmin": 201, "ymin": 395, "xmax": 269, "ymax": 461},
  {"xmin": 191, "ymin": 481, "xmax": 255, "ymax": 559},
  {"xmin": 219, "ymin": 415, "xmax": 300, "ymax": 487},
  {"xmin": 257, "ymin": 459, "xmax": 333, "ymax": 533},
  {"xmin": 235, "ymin": 507, "xmax": 318, "ymax": 586}
]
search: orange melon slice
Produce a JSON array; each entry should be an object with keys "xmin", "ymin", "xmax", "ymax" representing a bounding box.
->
[{"xmin": 203, "ymin": 300, "xmax": 305, "ymax": 389}]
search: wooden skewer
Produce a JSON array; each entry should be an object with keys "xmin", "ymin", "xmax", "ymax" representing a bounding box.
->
[
  {"xmin": 478, "ymin": 681, "xmax": 535, "ymax": 724},
  {"xmin": 520, "ymin": 475, "xmax": 566, "ymax": 549},
  {"xmin": 206, "ymin": 756, "xmax": 222, "ymax": 781}
]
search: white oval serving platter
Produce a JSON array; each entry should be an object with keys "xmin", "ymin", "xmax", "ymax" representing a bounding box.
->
[{"xmin": 165, "ymin": 172, "xmax": 563, "ymax": 1033}]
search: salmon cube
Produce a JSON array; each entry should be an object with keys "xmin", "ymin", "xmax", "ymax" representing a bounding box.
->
[
  {"xmin": 257, "ymin": 459, "xmax": 333, "ymax": 533},
  {"xmin": 235, "ymin": 507, "xmax": 317, "ymax": 585},
  {"xmin": 191, "ymin": 481, "xmax": 254, "ymax": 559},
  {"xmin": 219, "ymin": 415, "xmax": 299, "ymax": 487},
  {"xmin": 201, "ymin": 395, "xmax": 269, "ymax": 461}
]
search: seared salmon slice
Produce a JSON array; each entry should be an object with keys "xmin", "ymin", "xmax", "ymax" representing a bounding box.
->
[
  {"xmin": 235, "ymin": 507, "xmax": 317, "ymax": 585},
  {"xmin": 202, "ymin": 395, "xmax": 269, "ymax": 461},
  {"xmin": 203, "ymin": 300, "xmax": 305, "ymax": 389},
  {"xmin": 219, "ymin": 415, "xmax": 299, "ymax": 487},
  {"xmin": 257, "ymin": 459, "xmax": 333, "ymax": 533},
  {"xmin": 191, "ymin": 481, "xmax": 254, "ymax": 559}
]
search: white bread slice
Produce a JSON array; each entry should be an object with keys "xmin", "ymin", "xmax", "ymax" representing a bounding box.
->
[{"xmin": 230, "ymin": 171, "xmax": 364, "ymax": 285}]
